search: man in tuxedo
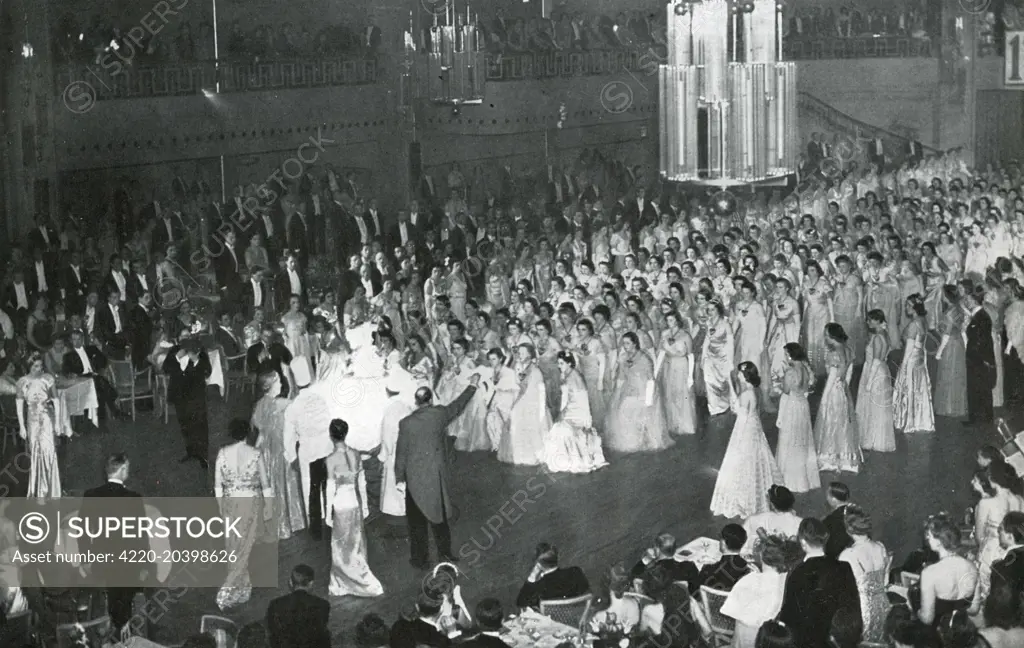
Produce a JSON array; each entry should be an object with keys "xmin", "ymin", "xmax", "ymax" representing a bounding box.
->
[
  {"xmin": 779, "ymin": 519, "xmax": 860, "ymax": 648},
  {"xmin": 964, "ymin": 286, "xmax": 996, "ymax": 425},
  {"xmin": 214, "ymin": 311, "xmax": 243, "ymax": 357},
  {"xmin": 95, "ymin": 288, "xmax": 130, "ymax": 359},
  {"xmin": 459, "ymin": 599, "xmax": 511, "ymax": 648},
  {"xmin": 689, "ymin": 524, "xmax": 750, "ymax": 595},
  {"xmin": 515, "ymin": 542, "xmax": 591, "ymax": 609},
  {"xmin": 396, "ymin": 380, "xmax": 479, "ymax": 568},
  {"xmin": 627, "ymin": 187, "xmax": 658, "ymax": 229},
  {"xmin": 61, "ymin": 250, "xmax": 89, "ymax": 314},
  {"xmin": 126, "ymin": 259, "xmax": 153, "ymax": 306},
  {"xmin": 246, "ymin": 324, "xmax": 293, "ymax": 392},
  {"xmin": 27, "ymin": 212, "xmax": 59, "ymax": 259},
  {"xmin": 867, "ymin": 137, "xmax": 885, "ymax": 170},
  {"xmin": 363, "ymin": 198, "xmax": 384, "ymax": 242},
  {"xmin": 104, "ymin": 253, "xmax": 129, "ymax": 306},
  {"xmin": 388, "ymin": 210, "xmax": 419, "ymax": 252},
  {"xmin": 62, "ymin": 328, "xmax": 124, "ymax": 420},
  {"xmin": 80, "ymin": 454, "xmax": 149, "ymax": 637},
  {"xmin": 161, "ymin": 339, "xmax": 212, "ymax": 468},
  {"xmin": 27, "ymin": 247, "xmax": 58, "ymax": 302},
  {"xmin": 409, "ymin": 199, "xmax": 431, "ymax": 233},
  {"xmin": 151, "ymin": 201, "xmax": 184, "ymax": 255},
  {"xmin": 630, "ymin": 533, "xmax": 699, "ymax": 585},
  {"xmin": 244, "ymin": 271, "xmax": 269, "ymax": 317},
  {"xmin": 389, "ymin": 592, "xmax": 450, "ymax": 648},
  {"xmin": 806, "ymin": 132, "xmax": 823, "ymax": 166},
  {"xmin": 276, "ymin": 254, "xmax": 306, "ymax": 306},
  {"xmin": 337, "ymin": 255, "xmax": 362, "ymax": 313},
  {"xmin": 905, "ymin": 138, "xmax": 924, "ymax": 166},
  {"xmin": 990, "ymin": 511, "xmax": 1024, "ymax": 596},
  {"xmin": 266, "ymin": 565, "xmax": 330, "ymax": 648},
  {"xmin": 128, "ymin": 292, "xmax": 157, "ymax": 369},
  {"xmin": 823, "ymin": 482, "xmax": 854, "ymax": 559},
  {"xmin": 3, "ymin": 269, "xmax": 31, "ymax": 327},
  {"xmin": 214, "ymin": 228, "xmax": 244, "ymax": 309}
]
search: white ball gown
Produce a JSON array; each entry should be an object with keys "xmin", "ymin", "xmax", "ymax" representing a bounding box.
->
[{"xmin": 709, "ymin": 387, "xmax": 782, "ymax": 519}]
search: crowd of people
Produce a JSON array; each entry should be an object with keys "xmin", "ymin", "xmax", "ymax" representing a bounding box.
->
[
  {"xmin": 783, "ymin": 0, "xmax": 935, "ymax": 41},
  {"xmin": 480, "ymin": 9, "xmax": 667, "ymax": 55},
  {"xmin": 5, "ymin": 134, "xmax": 1024, "ymax": 648}
]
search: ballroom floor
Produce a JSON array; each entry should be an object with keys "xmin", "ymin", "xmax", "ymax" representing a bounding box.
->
[{"xmin": 2, "ymin": 381, "xmax": 1017, "ymax": 646}]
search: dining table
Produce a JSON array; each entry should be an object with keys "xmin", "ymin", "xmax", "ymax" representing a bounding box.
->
[
  {"xmin": 55, "ymin": 375, "xmax": 99, "ymax": 438},
  {"xmin": 500, "ymin": 608, "xmax": 591, "ymax": 648}
]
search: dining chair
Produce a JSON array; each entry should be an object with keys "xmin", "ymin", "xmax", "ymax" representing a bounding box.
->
[
  {"xmin": 200, "ymin": 614, "xmax": 239, "ymax": 648},
  {"xmin": 107, "ymin": 359, "xmax": 155, "ymax": 421},
  {"xmin": 539, "ymin": 593, "xmax": 593, "ymax": 633},
  {"xmin": 222, "ymin": 351, "xmax": 249, "ymax": 403},
  {"xmin": 55, "ymin": 615, "xmax": 111, "ymax": 648},
  {"xmin": 698, "ymin": 585, "xmax": 735, "ymax": 648}
]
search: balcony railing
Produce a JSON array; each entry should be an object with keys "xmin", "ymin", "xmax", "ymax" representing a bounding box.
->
[
  {"xmin": 484, "ymin": 47, "xmax": 665, "ymax": 81},
  {"xmin": 55, "ymin": 56, "xmax": 381, "ymax": 101},
  {"xmin": 783, "ymin": 36, "xmax": 935, "ymax": 60}
]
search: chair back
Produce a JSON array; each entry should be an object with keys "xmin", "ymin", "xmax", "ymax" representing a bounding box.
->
[
  {"xmin": 200, "ymin": 614, "xmax": 238, "ymax": 648},
  {"xmin": 55, "ymin": 616, "xmax": 111, "ymax": 648},
  {"xmin": 539, "ymin": 593, "xmax": 593, "ymax": 634},
  {"xmin": 0, "ymin": 609, "xmax": 34, "ymax": 648},
  {"xmin": 699, "ymin": 585, "xmax": 735, "ymax": 646},
  {"xmin": 106, "ymin": 359, "xmax": 137, "ymax": 390},
  {"xmin": 223, "ymin": 351, "xmax": 247, "ymax": 372}
]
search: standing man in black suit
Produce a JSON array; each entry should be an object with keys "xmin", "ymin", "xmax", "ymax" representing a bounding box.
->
[
  {"xmin": 151, "ymin": 202, "xmax": 184, "ymax": 256},
  {"xmin": 388, "ymin": 210, "xmax": 419, "ymax": 253},
  {"xmin": 126, "ymin": 259, "xmax": 153, "ymax": 306},
  {"xmin": 408, "ymin": 199, "xmax": 432, "ymax": 234},
  {"xmin": 162, "ymin": 339, "xmax": 212, "ymax": 468},
  {"xmin": 214, "ymin": 229, "xmax": 244, "ymax": 310},
  {"xmin": 61, "ymin": 250, "xmax": 89, "ymax": 315},
  {"xmin": 266, "ymin": 564, "xmax": 331, "ymax": 648},
  {"xmin": 515, "ymin": 543, "xmax": 591, "ymax": 609},
  {"xmin": 337, "ymin": 254, "xmax": 362, "ymax": 313},
  {"xmin": 27, "ymin": 212, "xmax": 59, "ymax": 256},
  {"xmin": 95, "ymin": 288, "xmax": 130, "ymax": 359},
  {"xmin": 128, "ymin": 292, "xmax": 157, "ymax": 369},
  {"xmin": 81, "ymin": 453, "xmax": 150, "ymax": 639},
  {"xmin": 62, "ymin": 328, "xmax": 124, "ymax": 420},
  {"xmin": 27, "ymin": 247, "xmax": 58, "ymax": 302},
  {"xmin": 778, "ymin": 519, "xmax": 860, "ymax": 648},
  {"xmin": 823, "ymin": 482, "xmax": 854, "ymax": 559},
  {"xmin": 363, "ymin": 198, "xmax": 384, "ymax": 243},
  {"xmin": 964, "ymin": 286, "xmax": 996, "ymax": 425},
  {"xmin": 905, "ymin": 138, "xmax": 924, "ymax": 166}
]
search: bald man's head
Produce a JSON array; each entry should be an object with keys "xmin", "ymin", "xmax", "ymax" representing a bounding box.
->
[{"xmin": 415, "ymin": 387, "xmax": 433, "ymax": 407}]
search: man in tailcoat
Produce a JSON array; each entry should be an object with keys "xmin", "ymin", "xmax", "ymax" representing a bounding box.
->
[
  {"xmin": 395, "ymin": 377, "xmax": 479, "ymax": 568},
  {"xmin": 964, "ymin": 286, "xmax": 996, "ymax": 426}
]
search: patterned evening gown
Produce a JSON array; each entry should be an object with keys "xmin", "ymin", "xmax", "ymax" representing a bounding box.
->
[
  {"xmin": 774, "ymin": 362, "xmax": 820, "ymax": 493},
  {"xmin": 801, "ymin": 282, "xmax": 833, "ymax": 375},
  {"xmin": 839, "ymin": 539, "xmax": 892, "ymax": 644},
  {"xmin": 17, "ymin": 375, "xmax": 61, "ymax": 498},
  {"xmin": 252, "ymin": 393, "xmax": 307, "ymax": 538},
  {"xmin": 326, "ymin": 446, "xmax": 384, "ymax": 598},
  {"xmin": 893, "ymin": 319, "xmax": 934, "ymax": 433},
  {"xmin": 856, "ymin": 333, "xmax": 895, "ymax": 452},
  {"xmin": 577, "ymin": 338, "xmax": 608, "ymax": 433},
  {"xmin": 833, "ymin": 274, "xmax": 866, "ymax": 363},
  {"xmin": 710, "ymin": 388, "xmax": 782, "ymax": 519},
  {"xmin": 934, "ymin": 308, "xmax": 967, "ymax": 418},
  {"xmin": 814, "ymin": 345, "xmax": 862, "ymax": 473},
  {"xmin": 215, "ymin": 442, "xmax": 270, "ymax": 610},
  {"xmin": 604, "ymin": 352, "xmax": 674, "ymax": 453}
]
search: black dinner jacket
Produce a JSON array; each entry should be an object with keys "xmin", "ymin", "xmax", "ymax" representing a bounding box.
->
[
  {"xmin": 275, "ymin": 268, "xmax": 307, "ymax": 305},
  {"xmin": 362, "ymin": 209, "xmax": 384, "ymax": 241},
  {"xmin": 266, "ymin": 589, "xmax": 331, "ymax": 648},
  {"xmin": 214, "ymin": 243, "xmax": 244, "ymax": 292},
  {"xmin": 515, "ymin": 566, "xmax": 590, "ymax": 609},
  {"xmin": 691, "ymin": 554, "xmax": 750, "ymax": 594},
  {"xmin": 126, "ymin": 270, "xmax": 155, "ymax": 305},
  {"xmin": 457, "ymin": 632, "xmax": 510, "ymax": 648},
  {"xmin": 161, "ymin": 346, "xmax": 212, "ymax": 404},
  {"xmin": 27, "ymin": 226, "xmax": 59, "ymax": 254},
  {"xmin": 150, "ymin": 215, "xmax": 184, "ymax": 253},
  {"xmin": 779, "ymin": 556, "xmax": 860, "ymax": 648},
  {"xmin": 3, "ymin": 282, "xmax": 31, "ymax": 313},
  {"xmin": 630, "ymin": 557, "xmax": 699, "ymax": 586},
  {"xmin": 26, "ymin": 261, "xmax": 59, "ymax": 298},
  {"xmin": 214, "ymin": 326, "xmax": 243, "ymax": 357},
  {"xmin": 245, "ymin": 341, "xmax": 293, "ymax": 375},
  {"xmin": 966, "ymin": 307, "xmax": 995, "ymax": 373},
  {"xmin": 128, "ymin": 304, "xmax": 156, "ymax": 368},
  {"xmin": 824, "ymin": 505, "xmax": 854, "ymax": 559},
  {"xmin": 61, "ymin": 264, "xmax": 89, "ymax": 308},
  {"xmin": 389, "ymin": 616, "xmax": 450, "ymax": 648},
  {"xmin": 990, "ymin": 546, "xmax": 1024, "ymax": 595},
  {"xmin": 80, "ymin": 480, "xmax": 149, "ymax": 583},
  {"xmin": 95, "ymin": 302, "xmax": 128, "ymax": 347},
  {"xmin": 62, "ymin": 344, "xmax": 108, "ymax": 376},
  {"xmin": 387, "ymin": 221, "xmax": 421, "ymax": 252}
]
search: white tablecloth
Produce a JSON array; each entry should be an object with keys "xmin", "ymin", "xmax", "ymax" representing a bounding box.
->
[
  {"xmin": 501, "ymin": 608, "xmax": 590, "ymax": 648},
  {"xmin": 56, "ymin": 376, "xmax": 99, "ymax": 437},
  {"xmin": 677, "ymin": 536, "xmax": 722, "ymax": 567}
]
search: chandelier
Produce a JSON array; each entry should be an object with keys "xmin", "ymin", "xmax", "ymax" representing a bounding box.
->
[
  {"xmin": 409, "ymin": 2, "xmax": 485, "ymax": 106},
  {"xmin": 659, "ymin": 0, "xmax": 798, "ymax": 185}
]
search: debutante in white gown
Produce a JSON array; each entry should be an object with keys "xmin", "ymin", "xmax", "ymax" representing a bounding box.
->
[
  {"xmin": 542, "ymin": 370, "xmax": 608, "ymax": 473},
  {"xmin": 710, "ymin": 388, "xmax": 782, "ymax": 519},
  {"xmin": 498, "ymin": 362, "xmax": 552, "ymax": 465}
]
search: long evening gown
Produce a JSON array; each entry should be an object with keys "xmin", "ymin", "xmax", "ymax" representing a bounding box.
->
[
  {"xmin": 577, "ymin": 338, "xmax": 608, "ymax": 432},
  {"xmin": 17, "ymin": 375, "xmax": 61, "ymax": 498},
  {"xmin": 766, "ymin": 297, "xmax": 802, "ymax": 393},
  {"xmin": 252, "ymin": 393, "xmax": 307, "ymax": 538},
  {"xmin": 801, "ymin": 282, "xmax": 832, "ymax": 375},
  {"xmin": 326, "ymin": 445, "xmax": 384, "ymax": 598},
  {"xmin": 542, "ymin": 371, "xmax": 608, "ymax": 473},
  {"xmin": 534, "ymin": 337, "xmax": 563, "ymax": 416},
  {"xmin": 814, "ymin": 345, "xmax": 862, "ymax": 473},
  {"xmin": 215, "ymin": 442, "xmax": 270, "ymax": 610},
  {"xmin": 703, "ymin": 323, "xmax": 736, "ymax": 416},
  {"xmin": 934, "ymin": 308, "xmax": 967, "ymax": 418},
  {"xmin": 833, "ymin": 274, "xmax": 865, "ymax": 363},
  {"xmin": 839, "ymin": 539, "xmax": 891, "ymax": 643},
  {"xmin": 499, "ymin": 363, "xmax": 552, "ymax": 465},
  {"xmin": 893, "ymin": 318, "xmax": 935, "ymax": 434},
  {"xmin": 657, "ymin": 329, "xmax": 697, "ymax": 435},
  {"xmin": 604, "ymin": 352, "xmax": 674, "ymax": 453},
  {"xmin": 775, "ymin": 362, "xmax": 821, "ymax": 493},
  {"xmin": 436, "ymin": 356, "xmax": 478, "ymax": 441},
  {"xmin": 710, "ymin": 389, "xmax": 782, "ymax": 519},
  {"xmin": 281, "ymin": 312, "xmax": 312, "ymax": 358},
  {"xmin": 866, "ymin": 268, "xmax": 902, "ymax": 350},
  {"xmin": 922, "ymin": 257, "xmax": 946, "ymax": 331},
  {"xmin": 734, "ymin": 301, "xmax": 767, "ymax": 377},
  {"xmin": 856, "ymin": 333, "xmax": 895, "ymax": 452},
  {"xmin": 481, "ymin": 366, "xmax": 518, "ymax": 451}
]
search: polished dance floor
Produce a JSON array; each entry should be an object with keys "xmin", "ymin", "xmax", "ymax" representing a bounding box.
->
[{"xmin": 1, "ymin": 378, "xmax": 1016, "ymax": 645}]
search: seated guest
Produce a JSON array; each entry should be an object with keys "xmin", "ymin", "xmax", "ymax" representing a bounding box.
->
[
  {"xmin": 589, "ymin": 563, "xmax": 643, "ymax": 632},
  {"xmin": 980, "ymin": 578, "xmax": 1024, "ymax": 648},
  {"xmin": 630, "ymin": 533, "xmax": 698, "ymax": 585},
  {"xmin": 83, "ymin": 289, "xmax": 99, "ymax": 340},
  {"xmin": 44, "ymin": 335, "xmax": 68, "ymax": 375},
  {"xmin": 779, "ymin": 518, "xmax": 860, "ymax": 648},
  {"xmin": 128, "ymin": 292, "xmax": 157, "ymax": 369},
  {"xmin": 266, "ymin": 564, "xmax": 330, "ymax": 648},
  {"xmin": 515, "ymin": 542, "xmax": 590, "ymax": 609},
  {"xmin": 215, "ymin": 311, "xmax": 244, "ymax": 357},
  {"xmin": 354, "ymin": 613, "xmax": 390, "ymax": 648},
  {"xmin": 916, "ymin": 514, "xmax": 977, "ymax": 627},
  {"xmin": 824, "ymin": 482, "xmax": 854, "ymax": 559},
  {"xmin": 987, "ymin": 511, "xmax": 1024, "ymax": 607},
  {"xmin": 460, "ymin": 598, "xmax": 511, "ymax": 648},
  {"xmin": 389, "ymin": 592, "xmax": 450, "ymax": 648},
  {"xmin": 4, "ymin": 269, "xmax": 31, "ymax": 325},
  {"xmin": 634, "ymin": 563, "xmax": 698, "ymax": 648},
  {"xmin": 95, "ymin": 287, "xmax": 129, "ymax": 358},
  {"xmin": 690, "ymin": 524, "xmax": 749, "ymax": 595},
  {"xmin": 721, "ymin": 534, "xmax": 803, "ymax": 648},
  {"xmin": 62, "ymin": 327, "xmax": 124, "ymax": 420},
  {"xmin": 743, "ymin": 485, "xmax": 803, "ymax": 553}
]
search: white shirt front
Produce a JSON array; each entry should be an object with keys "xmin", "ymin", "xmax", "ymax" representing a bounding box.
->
[
  {"xmin": 251, "ymin": 278, "xmax": 263, "ymax": 307},
  {"xmin": 109, "ymin": 303, "xmax": 123, "ymax": 333},
  {"xmin": 369, "ymin": 209, "xmax": 380, "ymax": 235},
  {"xmin": 312, "ymin": 195, "xmax": 321, "ymax": 216},
  {"xmin": 39, "ymin": 227, "xmax": 51, "ymax": 246},
  {"xmin": 35, "ymin": 262, "xmax": 48, "ymax": 292},
  {"xmin": 111, "ymin": 270, "xmax": 127, "ymax": 302},
  {"xmin": 164, "ymin": 218, "xmax": 174, "ymax": 240},
  {"xmin": 137, "ymin": 273, "xmax": 148, "ymax": 293},
  {"xmin": 361, "ymin": 277, "xmax": 374, "ymax": 297},
  {"xmin": 13, "ymin": 283, "xmax": 28, "ymax": 310},
  {"xmin": 0, "ymin": 309, "xmax": 13, "ymax": 340},
  {"xmin": 75, "ymin": 346, "xmax": 94, "ymax": 374},
  {"xmin": 262, "ymin": 214, "xmax": 274, "ymax": 237},
  {"xmin": 70, "ymin": 265, "xmax": 82, "ymax": 286},
  {"xmin": 85, "ymin": 306, "xmax": 96, "ymax": 333},
  {"xmin": 228, "ymin": 246, "xmax": 238, "ymax": 272},
  {"xmin": 288, "ymin": 269, "xmax": 302, "ymax": 296},
  {"xmin": 410, "ymin": 211, "xmax": 420, "ymax": 227},
  {"xmin": 399, "ymin": 222, "xmax": 410, "ymax": 245}
]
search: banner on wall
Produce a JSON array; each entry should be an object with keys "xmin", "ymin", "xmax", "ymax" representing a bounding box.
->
[{"xmin": 1007, "ymin": 31, "xmax": 1024, "ymax": 88}]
